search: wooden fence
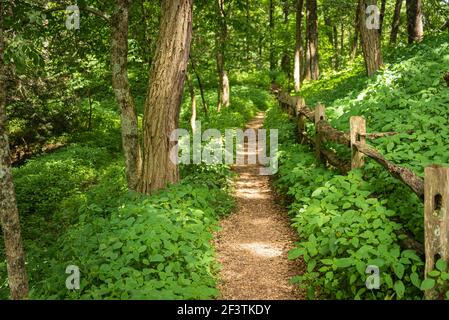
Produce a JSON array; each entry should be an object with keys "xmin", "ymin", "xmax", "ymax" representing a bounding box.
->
[{"xmin": 272, "ymin": 87, "xmax": 449, "ymax": 299}]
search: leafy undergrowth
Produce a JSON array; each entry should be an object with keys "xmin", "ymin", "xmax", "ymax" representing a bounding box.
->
[
  {"xmin": 0, "ymin": 77, "xmax": 267, "ymax": 299},
  {"xmin": 265, "ymin": 105, "xmax": 449, "ymax": 300}
]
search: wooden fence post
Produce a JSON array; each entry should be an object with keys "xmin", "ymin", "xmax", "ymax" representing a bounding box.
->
[
  {"xmin": 296, "ymin": 97, "xmax": 306, "ymax": 144},
  {"xmin": 424, "ymin": 165, "xmax": 449, "ymax": 300},
  {"xmin": 314, "ymin": 103, "xmax": 325, "ymax": 163},
  {"xmin": 350, "ymin": 116, "xmax": 366, "ymax": 169}
]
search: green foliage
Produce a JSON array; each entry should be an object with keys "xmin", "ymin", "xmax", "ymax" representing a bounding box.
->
[{"xmin": 29, "ymin": 165, "xmax": 234, "ymax": 300}]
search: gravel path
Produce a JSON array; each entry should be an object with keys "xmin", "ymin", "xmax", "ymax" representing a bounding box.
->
[{"xmin": 214, "ymin": 112, "xmax": 304, "ymax": 300}]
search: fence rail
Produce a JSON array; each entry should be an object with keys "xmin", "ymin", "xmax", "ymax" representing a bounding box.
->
[{"xmin": 272, "ymin": 86, "xmax": 449, "ymax": 299}]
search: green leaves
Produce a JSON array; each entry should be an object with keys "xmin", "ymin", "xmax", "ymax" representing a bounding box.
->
[
  {"xmin": 394, "ymin": 280, "xmax": 405, "ymax": 298},
  {"xmin": 393, "ymin": 263, "xmax": 405, "ymax": 279}
]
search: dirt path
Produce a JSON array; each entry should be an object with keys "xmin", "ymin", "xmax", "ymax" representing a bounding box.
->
[{"xmin": 214, "ymin": 112, "xmax": 304, "ymax": 300}]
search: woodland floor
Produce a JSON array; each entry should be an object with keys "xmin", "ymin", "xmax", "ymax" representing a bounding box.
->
[{"xmin": 214, "ymin": 112, "xmax": 305, "ymax": 300}]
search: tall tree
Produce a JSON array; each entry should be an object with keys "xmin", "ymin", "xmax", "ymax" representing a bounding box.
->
[
  {"xmin": 139, "ymin": 0, "xmax": 193, "ymax": 194},
  {"xmin": 216, "ymin": 0, "xmax": 230, "ymax": 111},
  {"xmin": 294, "ymin": 0, "xmax": 304, "ymax": 92},
  {"xmin": 0, "ymin": 0, "xmax": 29, "ymax": 300},
  {"xmin": 406, "ymin": 0, "xmax": 424, "ymax": 43},
  {"xmin": 111, "ymin": 0, "xmax": 141, "ymax": 191},
  {"xmin": 390, "ymin": 0, "xmax": 403, "ymax": 44},
  {"xmin": 358, "ymin": 0, "xmax": 384, "ymax": 77},
  {"xmin": 305, "ymin": 0, "xmax": 319, "ymax": 80}
]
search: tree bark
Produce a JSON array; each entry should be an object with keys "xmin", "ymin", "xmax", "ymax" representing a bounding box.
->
[
  {"xmin": 0, "ymin": 1, "xmax": 29, "ymax": 300},
  {"xmin": 111, "ymin": 0, "xmax": 142, "ymax": 191},
  {"xmin": 294, "ymin": 0, "xmax": 304, "ymax": 92},
  {"xmin": 390, "ymin": 0, "xmax": 403, "ymax": 45},
  {"xmin": 406, "ymin": 0, "xmax": 424, "ymax": 43},
  {"xmin": 358, "ymin": 0, "xmax": 384, "ymax": 77},
  {"xmin": 217, "ymin": 0, "xmax": 229, "ymax": 111},
  {"xmin": 269, "ymin": 0, "xmax": 276, "ymax": 71},
  {"xmin": 350, "ymin": 1, "xmax": 361, "ymax": 60},
  {"xmin": 186, "ymin": 73, "xmax": 197, "ymax": 133},
  {"xmin": 305, "ymin": 0, "xmax": 319, "ymax": 80},
  {"xmin": 139, "ymin": 0, "xmax": 193, "ymax": 194},
  {"xmin": 281, "ymin": 1, "xmax": 290, "ymax": 79},
  {"xmin": 189, "ymin": 56, "xmax": 209, "ymax": 118}
]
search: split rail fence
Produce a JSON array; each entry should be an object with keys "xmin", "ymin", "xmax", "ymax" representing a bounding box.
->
[{"xmin": 272, "ymin": 87, "xmax": 449, "ymax": 299}]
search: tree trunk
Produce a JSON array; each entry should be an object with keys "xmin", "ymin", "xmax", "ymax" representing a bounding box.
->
[
  {"xmin": 406, "ymin": 0, "xmax": 424, "ymax": 43},
  {"xmin": 217, "ymin": 0, "xmax": 229, "ymax": 111},
  {"xmin": 358, "ymin": 0, "xmax": 384, "ymax": 77},
  {"xmin": 269, "ymin": 0, "xmax": 276, "ymax": 71},
  {"xmin": 0, "ymin": 1, "xmax": 29, "ymax": 300},
  {"xmin": 186, "ymin": 74, "xmax": 197, "ymax": 133},
  {"xmin": 139, "ymin": 0, "xmax": 193, "ymax": 194},
  {"xmin": 350, "ymin": 1, "xmax": 361, "ymax": 60},
  {"xmin": 245, "ymin": 0, "xmax": 250, "ymax": 63},
  {"xmin": 306, "ymin": 0, "xmax": 319, "ymax": 80},
  {"xmin": 281, "ymin": 1, "xmax": 290, "ymax": 79},
  {"xmin": 190, "ymin": 57, "xmax": 209, "ymax": 118},
  {"xmin": 111, "ymin": 0, "xmax": 142, "ymax": 191},
  {"xmin": 294, "ymin": 0, "xmax": 304, "ymax": 92},
  {"xmin": 390, "ymin": 0, "xmax": 403, "ymax": 45}
]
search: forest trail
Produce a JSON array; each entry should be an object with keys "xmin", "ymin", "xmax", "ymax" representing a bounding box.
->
[{"xmin": 214, "ymin": 112, "xmax": 304, "ymax": 300}]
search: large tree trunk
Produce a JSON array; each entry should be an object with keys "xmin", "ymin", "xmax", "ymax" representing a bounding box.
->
[
  {"xmin": 217, "ymin": 0, "xmax": 229, "ymax": 111},
  {"xmin": 111, "ymin": 0, "xmax": 142, "ymax": 191},
  {"xmin": 294, "ymin": 0, "xmax": 304, "ymax": 92},
  {"xmin": 358, "ymin": 0, "xmax": 384, "ymax": 77},
  {"xmin": 390, "ymin": 0, "xmax": 403, "ymax": 45},
  {"xmin": 305, "ymin": 0, "xmax": 319, "ymax": 80},
  {"xmin": 139, "ymin": 0, "xmax": 193, "ymax": 194},
  {"xmin": 406, "ymin": 0, "xmax": 424, "ymax": 43},
  {"xmin": 0, "ymin": 1, "xmax": 29, "ymax": 300}
]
